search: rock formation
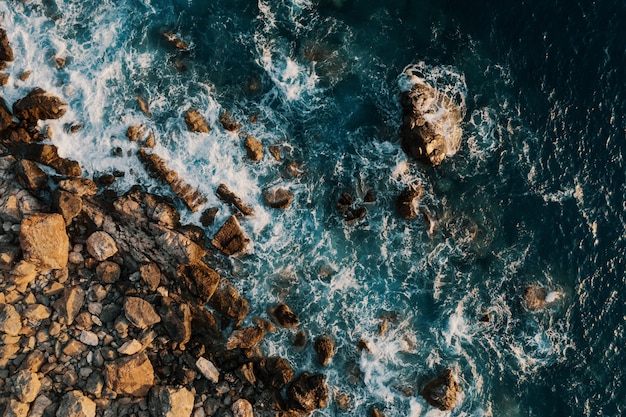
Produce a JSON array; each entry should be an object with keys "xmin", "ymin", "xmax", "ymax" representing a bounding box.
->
[{"xmin": 420, "ymin": 369, "xmax": 462, "ymax": 411}]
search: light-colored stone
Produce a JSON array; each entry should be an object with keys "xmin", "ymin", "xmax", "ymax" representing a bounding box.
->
[
  {"xmin": 117, "ymin": 339, "xmax": 143, "ymax": 355},
  {"xmin": 149, "ymin": 386, "xmax": 194, "ymax": 417},
  {"xmin": 27, "ymin": 394, "xmax": 52, "ymax": 417},
  {"xmin": 195, "ymin": 357, "xmax": 219, "ymax": 383},
  {"xmin": 124, "ymin": 297, "xmax": 161, "ymax": 330},
  {"xmin": 79, "ymin": 330, "xmax": 99, "ymax": 346},
  {"xmin": 23, "ymin": 305, "xmax": 51, "ymax": 321},
  {"xmin": 58, "ymin": 178, "xmax": 98, "ymax": 197},
  {"xmin": 11, "ymin": 370, "xmax": 41, "ymax": 403},
  {"xmin": 19, "ymin": 213, "xmax": 69, "ymax": 270},
  {"xmin": 85, "ymin": 231, "xmax": 118, "ymax": 261},
  {"xmin": 3, "ymin": 399, "xmax": 29, "ymax": 417},
  {"xmin": 231, "ymin": 399, "xmax": 253, "ymax": 417},
  {"xmin": 56, "ymin": 390, "xmax": 96, "ymax": 417},
  {"xmin": 10, "ymin": 261, "xmax": 37, "ymax": 291},
  {"xmin": 0, "ymin": 304, "xmax": 22, "ymax": 336},
  {"xmin": 105, "ymin": 353, "xmax": 154, "ymax": 396},
  {"xmin": 0, "ymin": 343, "xmax": 20, "ymax": 367}
]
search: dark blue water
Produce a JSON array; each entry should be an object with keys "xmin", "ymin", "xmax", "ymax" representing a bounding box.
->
[{"xmin": 2, "ymin": 0, "xmax": 625, "ymax": 415}]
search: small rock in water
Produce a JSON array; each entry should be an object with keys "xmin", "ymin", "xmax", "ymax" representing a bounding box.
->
[
  {"xmin": 200, "ymin": 207, "xmax": 219, "ymax": 227},
  {"xmin": 420, "ymin": 369, "xmax": 462, "ymax": 411},
  {"xmin": 211, "ymin": 216, "xmax": 250, "ymax": 256},
  {"xmin": 263, "ymin": 188, "xmax": 294, "ymax": 209},
  {"xmin": 292, "ymin": 330, "xmax": 307, "ymax": 350},
  {"xmin": 396, "ymin": 184, "xmax": 424, "ymax": 220},
  {"xmin": 524, "ymin": 285, "xmax": 547, "ymax": 310},
  {"xmin": 163, "ymin": 31, "xmax": 189, "ymax": 50},
  {"xmin": 268, "ymin": 303, "xmax": 299, "ymax": 328},
  {"xmin": 244, "ymin": 135, "xmax": 263, "ymax": 161},
  {"xmin": 184, "ymin": 109, "xmax": 210, "ymax": 133},
  {"xmin": 314, "ymin": 336, "xmax": 335, "ymax": 367},
  {"xmin": 219, "ymin": 111, "xmax": 241, "ymax": 132}
]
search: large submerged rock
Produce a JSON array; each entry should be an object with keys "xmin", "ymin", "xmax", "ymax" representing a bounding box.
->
[
  {"xmin": 0, "ymin": 28, "xmax": 14, "ymax": 63},
  {"xmin": 420, "ymin": 369, "xmax": 461, "ymax": 411}
]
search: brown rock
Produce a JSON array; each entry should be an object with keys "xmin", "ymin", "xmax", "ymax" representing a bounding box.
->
[
  {"xmin": 124, "ymin": 297, "xmax": 161, "ymax": 330},
  {"xmin": 269, "ymin": 145, "xmax": 281, "ymax": 161},
  {"xmin": 0, "ymin": 304, "xmax": 22, "ymax": 336},
  {"xmin": 0, "ymin": 73, "xmax": 8, "ymax": 86},
  {"xmin": 200, "ymin": 207, "xmax": 219, "ymax": 227},
  {"xmin": 11, "ymin": 370, "xmax": 41, "ymax": 403},
  {"xmin": 15, "ymin": 160, "xmax": 48, "ymax": 191},
  {"xmin": 0, "ymin": 343, "xmax": 20, "ymax": 368},
  {"xmin": 18, "ymin": 71, "xmax": 32, "ymax": 81},
  {"xmin": 58, "ymin": 177, "xmax": 98, "ymax": 197},
  {"xmin": 148, "ymin": 386, "xmax": 194, "ymax": 417},
  {"xmin": 20, "ymin": 213, "xmax": 69, "ymax": 270},
  {"xmin": 314, "ymin": 336, "xmax": 335, "ymax": 366},
  {"xmin": 55, "ymin": 286, "xmax": 85, "ymax": 325},
  {"xmin": 53, "ymin": 190, "xmax": 82, "ymax": 225},
  {"xmin": 396, "ymin": 184, "xmax": 423, "ymax": 220},
  {"xmin": 292, "ymin": 330, "xmax": 307, "ymax": 350},
  {"xmin": 219, "ymin": 111, "xmax": 240, "ymax": 132},
  {"xmin": 216, "ymin": 184, "xmax": 254, "ymax": 216},
  {"xmin": 254, "ymin": 357, "xmax": 294, "ymax": 389},
  {"xmin": 211, "ymin": 215, "xmax": 250, "ymax": 256},
  {"xmin": 163, "ymin": 32, "xmax": 189, "ymax": 50},
  {"xmin": 140, "ymin": 263, "xmax": 161, "ymax": 291},
  {"xmin": 13, "ymin": 88, "xmax": 68, "ymax": 123},
  {"xmin": 3, "ymin": 399, "xmax": 29, "ymax": 417},
  {"xmin": 85, "ymin": 231, "xmax": 118, "ymax": 261},
  {"xmin": 287, "ymin": 373, "xmax": 328, "ymax": 412},
  {"xmin": 524, "ymin": 286, "xmax": 547, "ymax": 310},
  {"xmin": 126, "ymin": 124, "xmax": 146, "ymax": 141},
  {"xmin": 420, "ymin": 369, "xmax": 461, "ymax": 411},
  {"xmin": 263, "ymin": 188, "xmax": 294, "ymax": 209},
  {"xmin": 231, "ymin": 399, "xmax": 254, "ymax": 417},
  {"xmin": 268, "ymin": 303, "xmax": 299, "ymax": 328},
  {"xmin": 96, "ymin": 261, "xmax": 121, "ymax": 283},
  {"xmin": 105, "ymin": 353, "xmax": 155, "ymax": 396},
  {"xmin": 244, "ymin": 136, "xmax": 263, "ymax": 161},
  {"xmin": 0, "ymin": 28, "xmax": 14, "ymax": 62},
  {"xmin": 370, "ymin": 408, "xmax": 386, "ymax": 417},
  {"xmin": 178, "ymin": 262, "xmax": 221, "ymax": 304},
  {"xmin": 226, "ymin": 326, "xmax": 265, "ymax": 350},
  {"xmin": 208, "ymin": 279, "xmax": 250, "ymax": 322},
  {"xmin": 158, "ymin": 297, "xmax": 192, "ymax": 345},
  {"xmin": 0, "ymin": 96, "xmax": 14, "ymax": 131},
  {"xmin": 184, "ymin": 109, "xmax": 210, "ymax": 133},
  {"xmin": 8, "ymin": 143, "xmax": 81, "ymax": 176},
  {"xmin": 56, "ymin": 390, "xmax": 96, "ymax": 417},
  {"xmin": 137, "ymin": 95, "xmax": 151, "ymax": 117}
]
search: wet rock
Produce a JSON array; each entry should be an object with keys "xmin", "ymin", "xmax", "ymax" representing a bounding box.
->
[
  {"xmin": 11, "ymin": 370, "xmax": 41, "ymax": 403},
  {"xmin": 211, "ymin": 216, "xmax": 250, "ymax": 256},
  {"xmin": 196, "ymin": 357, "xmax": 220, "ymax": 383},
  {"xmin": 20, "ymin": 213, "xmax": 69, "ymax": 270},
  {"xmin": 163, "ymin": 32, "xmax": 189, "ymax": 50},
  {"xmin": 54, "ymin": 286, "xmax": 85, "ymax": 325},
  {"xmin": 244, "ymin": 136, "xmax": 263, "ymax": 161},
  {"xmin": 105, "ymin": 353, "xmax": 155, "ymax": 396},
  {"xmin": 0, "ymin": 28, "xmax": 14, "ymax": 63},
  {"xmin": 208, "ymin": 279, "xmax": 250, "ymax": 322},
  {"xmin": 58, "ymin": 177, "xmax": 98, "ymax": 197},
  {"xmin": 200, "ymin": 207, "xmax": 219, "ymax": 227},
  {"xmin": 138, "ymin": 149, "xmax": 207, "ymax": 212},
  {"xmin": 18, "ymin": 71, "xmax": 32, "ymax": 81},
  {"xmin": 8, "ymin": 143, "xmax": 81, "ymax": 176},
  {"xmin": 263, "ymin": 188, "xmax": 294, "ymax": 209},
  {"xmin": 3, "ymin": 399, "xmax": 29, "ymax": 417},
  {"xmin": 53, "ymin": 190, "xmax": 82, "ymax": 225},
  {"xmin": 216, "ymin": 184, "xmax": 254, "ymax": 216},
  {"xmin": 269, "ymin": 145, "xmax": 281, "ymax": 161},
  {"xmin": 287, "ymin": 373, "xmax": 328, "ymax": 413},
  {"xmin": 184, "ymin": 109, "xmax": 210, "ymax": 134},
  {"xmin": 420, "ymin": 369, "xmax": 461, "ymax": 411},
  {"xmin": 219, "ymin": 111, "xmax": 241, "ymax": 132},
  {"xmin": 268, "ymin": 303, "xmax": 299, "ymax": 328},
  {"xmin": 85, "ymin": 231, "xmax": 118, "ymax": 261},
  {"xmin": 292, "ymin": 330, "xmax": 307, "ymax": 350},
  {"xmin": 0, "ymin": 96, "xmax": 14, "ymax": 131},
  {"xmin": 524, "ymin": 285, "xmax": 547, "ymax": 310},
  {"xmin": 226, "ymin": 326, "xmax": 265, "ymax": 350},
  {"xmin": 314, "ymin": 336, "xmax": 335, "ymax": 367},
  {"xmin": 137, "ymin": 95, "xmax": 151, "ymax": 117},
  {"xmin": 336, "ymin": 192, "xmax": 366, "ymax": 223},
  {"xmin": 13, "ymin": 88, "xmax": 68, "ymax": 123},
  {"xmin": 126, "ymin": 124, "xmax": 146, "ymax": 141},
  {"xmin": 370, "ymin": 408, "xmax": 386, "ymax": 417},
  {"xmin": 336, "ymin": 392, "xmax": 352, "ymax": 411},
  {"xmin": 15, "ymin": 160, "xmax": 47, "ymax": 191},
  {"xmin": 231, "ymin": 399, "xmax": 253, "ymax": 417},
  {"xmin": 56, "ymin": 390, "xmax": 96, "ymax": 417},
  {"xmin": 254, "ymin": 357, "xmax": 295, "ymax": 389},
  {"xmin": 124, "ymin": 297, "xmax": 161, "ymax": 330},
  {"xmin": 0, "ymin": 305, "xmax": 22, "ymax": 336},
  {"xmin": 140, "ymin": 263, "xmax": 162, "ymax": 291},
  {"xmin": 149, "ymin": 386, "xmax": 194, "ymax": 417},
  {"xmin": 0, "ymin": 73, "xmax": 8, "ymax": 86},
  {"xmin": 159, "ymin": 297, "xmax": 192, "ymax": 345},
  {"xmin": 396, "ymin": 184, "xmax": 423, "ymax": 220},
  {"xmin": 178, "ymin": 263, "xmax": 221, "ymax": 304}
]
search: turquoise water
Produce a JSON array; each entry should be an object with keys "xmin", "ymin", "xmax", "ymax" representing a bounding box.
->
[{"xmin": 2, "ymin": 0, "xmax": 625, "ymax": 415}]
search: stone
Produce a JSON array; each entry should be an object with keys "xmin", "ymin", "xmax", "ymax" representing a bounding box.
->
[
  {"xmin": 184, "ymin": 109, "xmax": 210, "ymax": 134},
  {"xmin": 163, "ymin": 32, "xmax": 189, "ymax": 50},
  {"xmin": 137, "ymin": 95, "xmax": 151, "ymax": 117},
  {"xmin": 58, "ymin": 178, "xmax": 98, "ymax": 197},
  {"xmin": 124, "ymin": 297, "xmax": 161, "ymax": 329},
  {"xmin": 269, "ymin": 145, "xmax": 281, "ymax": 161},
  {"xmin": 20, "ymin": 350, "xmax": 45, "ymax": 373},
  {"xmin": 286, "ymin": 373, "xmax": 328, "ymax": 412},
  {"xmin": 0, "ymin": 343, "xmax": 20, "ymax": 367},
  {"xmin": 263, "ymin": 188, "xmax": 294, "ymax": 209},
  {"xmin": 55, "ymin": 286, "xmax": 85, "ymax": 325},
  {"xmin": 140, "ymin": 263, "xmax": 161, "ymax": 291},
  {"xmin": 3, "ymin": 400, "xmax": 29, "ymax": 417},
  {"xmin": 15, "ymin": 160, "xmax": 48, "ymax": 191},
  {"xmin": 243, "ymin": 136, "xmax": 263, "ymax": 161},
  {"xmin": 23, "ymin": 304, "xmax": 51, "ymax": 321},
  {"xmin": 11, "ymin": 370, "xmax": 41, "ymax": 403},
  {"xmin": 84, "ymin": 372, "xmax": 104, "ymax": 398},
  {"xmin": 208, "ymin": 279, "xmax": 249, "ymax": 322},
  {"xmin": 292, "ymin": 330, "xmax": 307, "ymax": 350},
  {"xmin": 396, "ymin": 184, "xmax": 423, "ymax": 220},
  {"xmin": 231, "ymin": 399, "xmax": 253, "ymax": 417},
  {"xmin": 0, "ymin": 304, "xmax": 22, "ymax": 336},
  {"xmin": 200, "ymin": 207, "xmax": 218, "ymax": 227},
  {"xmin": 56, "ymin": 390, "xmax": 96, "ymax": 417},
  {"xmin": 28, "ymin": 395, "xmax": 52, "ymax": 417},
  {"xmin": 105, "ymin": 353, "xmax": 155, "ymax": 396},
  {"xmin": 9, "ymin": 261, "xmax": 37, "ymax": 292},
  {"xmin": 195, "ymin": 357, "xmax": 219, "ymax": 383},
  {"xmin": 219, "ymin": 111, "xmax": 240, "ymax": 132},
  {"xmin": 8, "ymin": 143, "xmax": 81, "ymax": 176},
  {"xmin": 158, "ymin": 297, "xmax": 192, "ymax": 345},
  {"xmin": 313, "ymin": 336, "xmax": 334, "ymax": 367},
  {"xmin": 79, "ymin": 330, "xmax": 99, "ymax": 346},
  {"xmin": 336, "ymin": 392, "xmax": 351, "ymax": 410},
  {"xmin": 226, "ymin": 326, "xmax": 265, "ymax": 350},
  {"xmin": 18, "ymin": 71, "xmax": 31, "ymax": 81},
  {"xmin": 149, "ymin": 386, "xmax": 194, "ymax": 417},
  {"xmin": 211, "ymin": 216, "xmax": 249, "ymax": 256},
  {"xmin": 254, "ymin": 357, "xmax": 294, "ymax": 389},
  {"xmin": 96, "ymin": 261, "xmax": 121, "ymax": 283},
  {"xmin": 13, "ymin": 88, "xmax": 68, "ymax": 123},
  {"xmin": 63, "ymin": 340, "xmax": 87, "ymax": 356},
  {"xmin": 216, "ymin": 184, "xmax": 254, "ymax": 216},
  {"xmin": 54, "ymin": 190, "xmax": 82, "ymax": 226},
  {"xmin": 0, "ymin": 244, "xmax": 20, "ymax": 270},
  {"xmin": 268, "ymin": 303, "xmax": 299, "ymax": 328},
  {"xmin": 524, "ymin": 286, "xmax": 548, "ymax": 310},
  {"xmin": 370, "ymin": 408, "xmax": 386, "ymax": 417},
  {"xmin": 420, "ymin": 369, "xmax": 461, "ymax": 411},
  {"xmin": 0, "ymin": 97, "xmax": 14, "ymax": 131},
  {"xmin": 126, "ymin": 125, "xmax": 146, "ymax": 141},
  {"xmin": 117, "ymin": 339, "xmax": 143, "ymax": 356},
  {"xmin": 20, "ymin": 213, "xmax": 69, "ymax": 270},
  {"xmin": 0, "ymin": 28, "xmax": 14, "ymax": 62},
  {"xmin": 178, "ymin": 263, "xmax": 221, "ymax": 304},
  {"xmin": 85, "ymin": 231, "xmax": 118, "ymax": 261}
]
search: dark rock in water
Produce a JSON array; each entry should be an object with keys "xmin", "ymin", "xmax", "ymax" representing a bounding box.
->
[
  {"xmin": 287, "ymin": 373, "xmax": 328, "ymax": 413},
  {"xmin": 479, "ymin": 313, "xmax": 490, "ymax": 323},
  {"xmin": 314, "ymin": 336, "xmax": 335, "ymax": 367},
  {"xmin": 219, "ymin": 111, "xmax": 241, "ymax": 132},
  {"xmin": 254, "ymin": 357, "xmax": 295, "ymax": 389},
  {"xmin": 0, "ymin": 73, "xmax": 8, "ymax": 86},
  {"xmin": 269, "ymin": 145, "xmax": 281, "ymax": 161},
  {"xmin": 268, "ymin": 303, "xmax": 299, "ymax": 328},
  {"xmin": 420, "ymin": 369, "xmax": 461, "ymax": 411},
  {"xmin": 226, "ymin": 326, "xmax": 265, "ymax": 350},
  {"xmin": 0, "ymin": 97, "xmax": 13, "ymax": 132},
  {"xmin": 0, "ymin": 29, "xmax": 14, "ymax": 63},
  {"xmin": 292, "ymin": 330, "xmax": 307, "ymax": 350},
  {"xmin": 524, "ymin": 285, "xmax": 547, "ymax": 310},
  {"xmin": 216, "ymin": 184, "xmax": 254, "ymax": 216},
  {"xmin": 184, "ymin": 109, "xmax": 210, "ymax": 134},
  {"xmin": 364, "ymin": 189, "xmax": 377, "ymax": 203},
  {"xmin": 13, "ymin": 88, "xmax": 67, "ymax": 123},
  {"xmin": 97, "ymin": 174, "xmax": 116, "ymax": 186},
  {"xmin": 137, "ymin": 95, "xmax": 151, "ymax": 117},
  {"xmin": 357, "ymin": 338, "xmax": 371, "ymax": 352},
  {"xmin": 396, "ymin": 184, "xmax": 423, "ymax": 220},
  {"xmin": 200, "ymin": 207, "xmax": 219, "ymax": 227},
  {"xmin": 211, "ymin": 215, "xmax": 249, "ymax": 256},
  {"xmin": 53, "ymin": 189, "xmax": 82, "ymax": 225},
  {"xmin": 244, "ymin": 135, "xmax": 263, "ymax": 161},
  {"xmin": 336, "ymin": 192, "xmax": 353, "ymax": 210},
  {"xmin": 163, "ymin": 31, "xmax": 189, "ymax": 50},
  {"xmin": 8, "ymin": 143, "xmax": 81, "ymax": 176},
  {"xmin": 3, "ymin": 126, "xmax": 34, "ymax": 144},
  {"xmin": 15, "ymin": 159, "xmax": 47, "ymax": 191},
  {"xmin": 336, "ymin": 192, "xmax": 366, "ymax": 222},
  {"xmin": 159, "ymin": 296, "xmax": 192, "ymax": 346},
  {"xmin": 137, "ymin": 148, "xmax": 207, "ymax": 212},
  {"xmin": 208, "ymin": 279, "xmax": 250, "ymax": 322},
  {"xmin": 263, "ymin": 188, "xmax": 294, "ymax": 209},
  {"xmin": 335, "ymin": 392, "xmax": 352, "ymax": 411},
  {"xmin": 178, "ymin": 262, "xmax": 221, "ymax": 304},
  {"xmin": 370, "ymin": 407, "xmax": 387, "ymax": 417}
]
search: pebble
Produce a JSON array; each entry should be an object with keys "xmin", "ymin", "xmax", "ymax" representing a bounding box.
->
[{"xmin": 79, "ymin": 330, "xmax": 99, "ymax": 347}]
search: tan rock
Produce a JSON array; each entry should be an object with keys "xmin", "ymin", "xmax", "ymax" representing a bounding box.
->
[
  {"xmin": 117, "ymin": 339, "xmax": 143, "ymax": 356},
  {"xmin": 231, "ymin": 399, "xmax": 253, "ymax": 417},
  {"xmin": 211, "ymin": 216, "xmax": 249, "ymax": 256},
  {"xmin": 3, "ymin": 399, "xmax": 29, "ymax": 417},
  {"xmin": 0, "ymin": 343, "xmax": 20, "ymax": 368},
  {"xmin": 226, "ymin": 326, "xmax": 264, "ymax": 350},
  {"xmin": 15, "ymin": 160, "xmax": 48, "ymax": 191},
  {"xmin": 0, "ymin": 304, "xmax": 22, "ymax": 336},
  {"xmin": 23, "ymin": 304, "xmax": 51, "ymax": 321},
  {"xmin": 314, "ymin": 336, "xmax": 335, "ymax": 367},
  {"xmin": 244, "ymin": 136, "xmax": 263, "ymax": 161},
  {"xmin": 85, "ymin": 231, "xmax": 118, "ymax": 261},
  {"xmin": 56, "ymin": 390, "xmax": 96, "ymax": 417},
  {"xmin": 58, "ymin": 178, "xmax": 98, "ymax": 197},
  {"xmin": 55, "ymin": 286, "xmax": 85, "ymax": 325},
  {"xmin": 216, "ymin": 184, "xmax": 254, "ymax": 216},
  {"xmin": 195, "ymin": 357, "xmax": 219, "ymax": 383},
  {"xmin": 12, "ymin": 88, "xmax": 68, "ymax": 123},
  {"xmin": 184, "ymin": 109, "xmax": 210, "ymax": 134},
  {"xmin": 149, "ymin": 386, "xmax": 194, "ymax": 417},
  {"xmin": 420, "ymin": 369, "xmax": 461, "ymax": 411},
  {"xmin": 124, "ymin": 297, "xmax": 161, "ymax": 330},
  {"xmin": 263, "ymin": 188, "xmax": 294, "ymax": 209},
  {"xmin": 105, "ymin": 353, "xmax": 155, "ymax": 396},
  {"xmin": 11, "ymin": 370, "xmax": 41, "ymax": 403},
  {"xmin": 126, "ymin": 124, "xmax": 146, "ymax": 141},
  {"xmin": 0, "ymin": 28, "xmax": 14, "ymax": 62},
  {"xmin": 63, "ymin": 340, "xmax": 87, "ymax": 357},
  {"xmin": 20, "ymin": 213, "xmax": 69, "ymax": 270},
  {"xmin": 28, "ymin": 395, "xmax": 52, "ymax": 417}
]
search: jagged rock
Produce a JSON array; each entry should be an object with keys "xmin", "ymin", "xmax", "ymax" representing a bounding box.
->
[
  {"xmin": 0, "ymin": 96, "xmax": 14, "ymax": 131},
  {"xmin": 420, "ymin": 369, "xmax": 461, "ymax": 411},
  {"xmin": 153, "ymin": 224, "xmax": 206, "ymax": 265},
  {"xmin": 15, "ymin": 160, "xmax": 47, "ymax": 191},
  {"xmin": 56, "ymin": 390, "xmax": 96, "ymax": 417},
  {"xmin": 226, "ymin": 326, "xmax": 265, "ymax": 350},
  {"xmin": 216, "ymin": 184, "xmax": 254, "ymax": 216},
  {"xmin": 0, "ymin": 343, "xmax": 20, "ymax": 368},
  {"xmin": 137, "ymin": 95, "xmax": 151, "ymax": 117},
  {"xmin": 58, "ymin": 177, "xmax": 98, "ymax": 197},
  {"xmin": 184, "ymin": 109, "xmax": 210, "ymax": 134},
  {"xmin": 231, "ymin": 399, "xmax": 253, "ymax": 417},
  {"xmin": 140, "ymin": 263, "xmax": 162, "ymax": 291},
  {"xmin": 54, "ymin": 286, "xmax": 85, "ymax": 325},
  {"xmin": 263, "ymin": 188, "xmax": 294, "ymax": 209},
  {"xmin": 117, "ymin": 339, "xmax": 143, "ymax": 356},
  {"xmin": 79, "ymin": 330, "xmax": 99, "ymax": 346},
  {"xmin": 336, "ymin": 392, "xmax": 352, "ymax": 410},
  {"xmin": 196, "ymin": 357, "xmax": 219, "ymax": 383},
  {"xmin": 18, "ymin": 71, "xmax": 31, "ymax": 81},
  {"xmin": 20, "ymin": 213, "xmax": 69, "ymax": 270},
  {"xmin": 524, "ymin": 286, "xmax": 547, "ymax": 310},
  {"xmin": 149, "ymin": 386, "xmax": 194, "ymax": 417},
  {"xmin": 159, "ymin": 297, "xmax": 192, "ymax": 345},
  {"xmin": 126, "ymin": 124, "xmax": 146, "ymax": 141},
  {"xmin": 84, "ymin": 372, "xmax": 104, "ymax": 397},
  {"xmin": 254, "ymin": 357, "xmax": 294, "ymax": 389},
  {"xmin": 143, "ymin": 193, "xmax": 180, "ymax": 228},
  {"xmin": 370, "ymin": 408, "xmax": 386, "ymax": 417},
  {"xmin": 3, "ymin": 399, "xmax": 29, "ymax": 417},
  {"xmin": 313, "ymin": 336, "xmax": 334, "ymax": 367},
  {"xmin": 85, "ymin": 231, "xmax": 118, "ymax": 261},
  {"xmin": 0, "ymin": 304, "xmax": 22, "ymax": 336},
  {"xmin": 200, "ymin": 207, "xmax": 219, "ymax": 226},
  {"xmin": 268, "ymin": 303, "xmax": 299, "ymax": 328},
  {"xmin": 105, "ymin": 353, "xmax": 155, "ymax": 396},
  {"xmin": 23, "ymin": 304, "xmax": 51, "ymax": 321},
  {"xmin": 219, "ymin": 111, "xmax": 240, "ymax": 132},
  {"xmin": 11, "ymin": 370, "xmax": 41, "ymax": 403},
  {"xmin": 96, "ymin": 261, "xmax": 121, "ymax": 283},
  {"xmin": 269, "ymin": 145, "xmax": 281, "ymax": 161},
  {"xmin": 28, "ymin": 395, "xmax": 52, "ymax": 417},
  {"xmin": 0, "ymin": 244, "xmax": 20, "ymax": 270},
  {"xmin": 396, "ymin": 184, "xmax": 423, "ymax": 220},
  {"xmin": 9, "ymin": 261, "xmax": 37, "ymax": 291},
  {"xmin": 7, "ymin": 143, "xmax": 81, "ymax": 176},
  {"xmin": 53, "ymin": 190, "xmax": 82, "ymax": 225},
  {"xmin": 137, "ymin": 149, "xmax": 207, "ymax": 212},
  {"xmin": 163, "ymin": 32, "xmax": 189, "ymax": 50},
  {"xmin": 0, "ymin": 73, "xmax": 8, "ymax": 86},
  {"xmin": 287, "ymin": 373, "xmax": 328, "ymax": 412},
  {"xmin": 124, "ymin": 297, "xmax": 161, "ymax": 329},
  {"xmin": 244, "ymin": 136, "xmax": 263, "ymax": 161},
  {"xmin": 13, "ymin": 88, "xmax": 67, "ymax": 123},
  {"xmin": 178, "ymin": 263, "xmax": 221, "ymax": 304},
  {"xmin": 211, "ymin": 216, "xmax": 249, "ymax": 256},
  {"xmin": 336, "ymin": 192, "xmax": 366, "ymax": 222},
  {"xmin": 62, "ymin": 339, "xmax": 87, "ymax": 356},
  {"xmin": 208, "ymin": 279, "xmax": 249, "ymax": 322},
  {"xmin": 0, "ymin": 28, "xmax": 14, "ymax": 63}
]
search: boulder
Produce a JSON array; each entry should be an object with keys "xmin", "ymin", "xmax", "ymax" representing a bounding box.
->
[
  {"xmin": 149, "ymin": 386, "xmax": 194, "ymax": 417},
  {"xmin": 200, "ymin": 207, "xmax": 219, "ymax": 226},
  {"xmin": 286, "ymin": 373, "xmax": 328, "ymax": 412},
  {"xmin": 211, "ymin": 216, "xmax": 250, "ymax": 256},
  {"xmin": 370, "ymin": 408, "xmax": 386, "ymax": 417},
  {"xmin": 254, "ymin": 357, "xmax": 295, "ymax": 389},
  {"xmin": 208, "ymin": 279, "xmax": 250, "ymax": 322},
  {"xmin": 336, "ymin": 192, "xmax": 366, "ymax": 222},
  {"xmin": 105, "ymin": 353, "xmax": 155, "ymax": 396},
  {"xmin": 524, "ymin": 285, "xmax": 547, "ymax": 310},
  {"xmin": 313, "ymin": 336, "xmax": 334, "ymax": 367},
  {"xmin": 3, "ymin": 400, "xmax": 29, "ymax": 417},
  {"xmin": 15, "ymin": 160, "xmax": 48, "ymax": 191},
  {"xmin": 420, "ymin": 369, "xmax": 461, "ymax": 411},
  {"xmin": 8, "ymin": 143, "xmax": 81, "ymax": 176},
  {"xmin": 159, "ymin": 297, "xmax": 192, "ymax": 345},
  {"xmin": 54, "ymin": 286, "xmax": 85, "ymax": 325},
  {"xmin": 58, "ymin": 177, "xmax": 98, "ymax": 197},
  {"xmin": 184, "ymin": 109, "xmax": 210, "ymax": 134},
  {"xmin": 53, "ymin": 190, "xmax": 82, "ymax": 225},
  {"xmin": 96, "ymin": 261, "xmax": 121, "ymax": 283},
  {"xmin": 196, "ymin": 357, "xmax": 219, "ymax": 383},
  {"xmin": 263, "ymin": 188, "xmax": 294, "ymax": 209},
  {"xmin": 396, "ymin": 184, "xmax": 423, "ymax": 220},
  {"xmin": 216, "ymin": 184, "xmax": 254, "ymax": 216},
  {"xmin": 11, "ymin": 370, "xmax": 41, "ymax": 403},
  {"xmin": 85, "ymin": 231, "xmax": 118, "ymax": 261},
  {"xmin": 13, "ymin": 88, "xmax": 68, "ymax": 123},
  {"xmin": 231, "ymin": 399, "xmax": 254, "ymax": 417},
  {"xmin": 244, "ymin": 136, "xmax": 263, "ymax": 161},
  {"xmin": 219, "ymin": 111, "xmax": 240, "ymax": 132},
  {"xmin": 124, "ymin": 297, "xmax": 161, "ymax": 330},
  {"xmin": 226, "ymin": 326, "xmax": 265, "ymax": 350},
  {"xmin": 126, "ymin": 124, "xmax": 146, "ymax": 141},
  {"xmin": 56, "ymin": 391, "xmax": 96, "ymax": 417},
  {"xmin": 268, "ymin": 303, "xmax": 299, "ymax": 328},
  {"xmin": 0, "ymin": 28, "xmax": 14, "ymax": 63},
  {"xmin": 20, "ymin": 213, "xmax": 69, "ymax": 270},
  {"xmin": 140, "ymin": 263, "xmax": 162, "ymax": 291},
  {"xmin": 0, "ymin": 97, "xmax": 14, "ymax": 132},
  {"xmin": 163, "ymin": 32, "xmax": 189, "ymax": 50},
  {"xmin": 177, "ymin": 262, "xmax": 221, "ymax": 304},
  {"xmin": 0, "ymin": 304, "xmax": 22, "ymax": 336}
]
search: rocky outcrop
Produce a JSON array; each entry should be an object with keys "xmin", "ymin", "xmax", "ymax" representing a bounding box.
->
[
  {"xmin": 244, "ymin": 135, "xmax": 263, "ymax": 161},
  {"xmin": 268, "ymin": 303, "xmax": 299, "ymax": 328},
  {"xmin": 184, "ymin": 109, "xmax": 210, "ymax": 133},
  {"xmin": 12, "ymin": 88, "xmax": 68, "ymax": 123},
  {"xmin": 219, "ymin": 111, "xmax": 241, "ymax": 132},
  {"xmin": 287, "ymin": 373, "xmax": 328, "ymax": 413},
  {"xmin": 263, "ymin": 188, "xmax": 294, "ymax": 209},
  {"xmin": 524, "ymin": 285, "xmax": 547, "ymax": 310},
  {"xmin": 0, "ymin": 97, "xmax": 14, "ymax": 131},
  {"xmin": 19, "ymin": 213, "xmax": 69, "ymax": 270},
  {"xmin": 216, "ymin": 184, "xmax": 254, "ymax": 216},
  {"xmin": 420, "ymin": 369, "xmax": 461, "ymax": 411},
  {"xmin": 15, "ymin": 159, "xmax": 48, "ymax": 191},
  {"xmin": 396, "ymin": 184, "xmax": 423, "ymax": 220},
  {"xmin": 336, "ymin": 192, "xmax": 366, "ymax": 223},
  {"xmin": 5, "ymin": 143, "xmax": 81, "ymax": 176},
  {"xmin": 208, "ymin": 279, "xmax": 250, "ymax": 323},
  {"xmin": 177, "ymin": 263, "xmax": 221, "ymax": 304},
  {"xmin": 0, "ymin": 28, "xmax": 14, "ymax": 63},
  {"xmin": 211, "ymin": 215, "xmax": 250, "ymax": 256},
  {"xmin": 226, "ymin": 326, "xmax": 265, "ymax": 350},
  {"xmin": 313, "ymin": 336, "xmax": 335, "ymax": 367},
  {"xmin": 254, "ymin": 357, "xmax": 295, "ymax": 389},
  {"xmin": 149, "ymin": 386, "xmax": 195, "ymax": 417},
  {"xmin": 105, "ymin": 353, "xmax": 155, "ymax": 396}
]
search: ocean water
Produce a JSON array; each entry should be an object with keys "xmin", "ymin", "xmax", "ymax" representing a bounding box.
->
[{"xmin": 2, "ymin": 0, "xmax": 625, "ymax": 415}]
